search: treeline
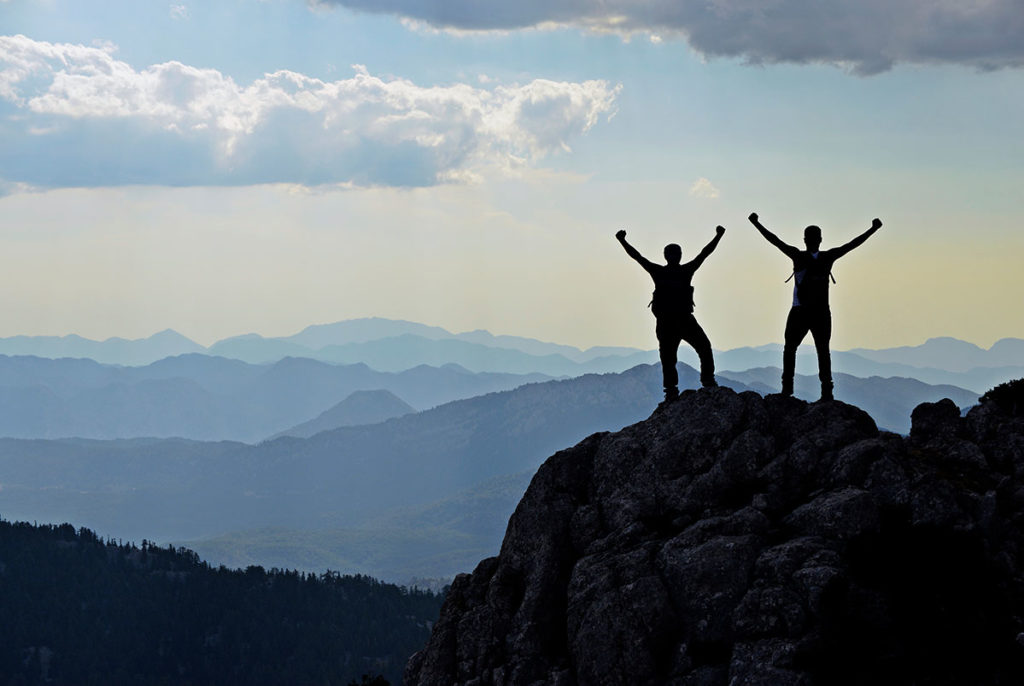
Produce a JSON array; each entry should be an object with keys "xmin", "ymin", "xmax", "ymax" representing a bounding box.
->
[{"xmin": 0, "ymin": 519, "xmax": 443, "ymax": 685}]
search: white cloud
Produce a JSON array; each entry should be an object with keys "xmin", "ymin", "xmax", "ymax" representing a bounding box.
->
[
  {"xmin": 0, "ymin": 179, "xmax": 38, "ymax": 197},
  {"xmin": 0, "ymin": 35, "xmax": 620, "ymax": 189},
  {"xmin": 689, "ymin": 177, "xmax": 720, "ymax": 200},
  {"xmin": 312, "ymin": 0, "xmax": 1024, "ymax": 74},
  {"xmin": 169, "ymin": 4, "xmax": 190, "ymax": 20}
]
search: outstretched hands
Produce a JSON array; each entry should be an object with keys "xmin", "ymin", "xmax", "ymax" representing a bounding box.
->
[
  {"xmin": 620, "ymin": 216, "xmax": 876, "ymax": 235},
  {"xmin": 617, "ymin": 227, "xmax": 723, "ymax": 241}
]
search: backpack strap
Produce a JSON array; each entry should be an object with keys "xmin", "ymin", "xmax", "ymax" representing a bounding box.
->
[{"xmin": 786, "ymin": 270, "xmax": 837, "ymax": 283}]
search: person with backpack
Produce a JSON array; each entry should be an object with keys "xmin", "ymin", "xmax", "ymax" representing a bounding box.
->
[
  {"xmin": 748, "ymin": 212, "xmax": 882, "ymax": 401},
  {"xmin": 616, "ymin": 226, "xmax": 725, "ymax": 402}
]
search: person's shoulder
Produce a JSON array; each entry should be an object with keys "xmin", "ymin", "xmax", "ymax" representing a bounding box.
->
[{"xmin": 640, "ymin": 260, "xmax": 663, "ymax": 276}]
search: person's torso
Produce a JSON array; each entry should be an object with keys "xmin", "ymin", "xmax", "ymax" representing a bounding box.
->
[
  {"xmin": 791, "ymin": 251, "xmax": 835, "ymax": 308},
  {"xmin": 650, "ymin": 263, "xmax": 697, "ymax": 317}
]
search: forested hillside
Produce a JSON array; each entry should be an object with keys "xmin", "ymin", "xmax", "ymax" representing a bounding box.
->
[{"xmin": 0, "ymin": 519, "xmax": 442, "ymax": 685}]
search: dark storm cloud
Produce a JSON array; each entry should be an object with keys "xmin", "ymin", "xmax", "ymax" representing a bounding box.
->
[{"xmin": 312, "ymin": 0, "xmax": 1024, "ymax": 74}]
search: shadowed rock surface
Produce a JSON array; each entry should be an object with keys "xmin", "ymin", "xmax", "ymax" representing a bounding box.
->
[{"xmin": 406, "ymin": 385, "xmax": 1024, "ymax": 685}]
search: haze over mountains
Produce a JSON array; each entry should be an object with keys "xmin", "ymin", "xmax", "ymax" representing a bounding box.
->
[
  {"xmin": 0, "ymin": 319, "xmax": 652, "ymax": 374},
  {"xmin": 0, "ymin": 349, "xmax": 984, "ymax": 443},
  {"xmin": 2, "ymin": 318, "xmax": 1021, "ymax": 391},
  {"xmin": 0, "ymin": 365, "xmax": 673, "ymax": 544},
  {"xmin": 182, "ymin": 471, "xmax": 536, "ymax": 585},
  {"xmin": 713, "ymin": 342, "xmax": 1024, "ymax": 392},
  {"xmin": 272, "ymin": 389, "xmax": 415, "ymax": 439},
  {"xmin": 176, "ymin": 365, "xmax": 984, "ymax": 582},
  {"xmin": 0, "ymin": 354, "xmax": 548, "ymax": 442},
  {"xmin": 0, "ymin": 360, "xmax": 991, "ymax": 582},
  {"xmin": 0, "ymin": 329, "xmax": 207, "ymax": 365},
  {"xmin": 0, "ymin": 317, "xmax": 1019, "ymax": 584}
]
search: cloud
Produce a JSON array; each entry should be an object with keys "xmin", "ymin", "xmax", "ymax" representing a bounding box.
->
[
  {"xmin": 311, "ymin": 0, "xmax": 1024, "ymax": 74},
  {"xmin": 0, "ymin": 179, "xmax": 37, "ymax": 197},
  {"xmin": 0, "ymin": 35, "xmax": 619, "ymax": 189},
  {"xmin": 689, "ymin": 177, "xmax": 719, "ymax": 200},
  {"xmin": 169, "ymin": 4, "xmax": 190, "ymax": 20}
]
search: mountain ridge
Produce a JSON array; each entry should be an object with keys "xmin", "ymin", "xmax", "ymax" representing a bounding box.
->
[
  {"xmin": 0, "ymin": 362, "xmax": 983, "ymax": 583},
  {"xmin": 3, "ymin": 318, "xmax": 1020, "ymax": 382},
  {"xmin": 0, "ymin": 364, "xmax": 675, "ymax": 544},
  {"xmin": 0, "ymin": 353, "xmax": 550, "ymax": 441},
  {"xmin": 271, "ymin": 389, "xmax": 416, "ymax": 439}
]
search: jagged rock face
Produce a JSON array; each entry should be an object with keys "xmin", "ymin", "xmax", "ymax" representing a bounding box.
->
[{"xmin": 406, "ymin": 387, "xmax": 1024, "ymax": 686}]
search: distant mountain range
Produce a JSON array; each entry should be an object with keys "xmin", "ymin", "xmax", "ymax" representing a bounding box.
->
[
  {"xmin": 212, "ymin": 318, "xmax": 643, "ymax": 364},
  {"xmin": 2, "ymin": 318, "xmax": 1021, "ymax": 391},
  {"xmin": 0, "ymin": 364, "xmax": 677, "ymax": 547},
  {"xmin": 711, "ymin": 344, "xmax": 1024, "ymax": 393},
  {"xmin": 1, "ymin": 317, "xmax": 1013, "ymax": 585},
  {"xmin": 0, "ymin": 319, "xmax": 651, "ymax": 373},
  {"xmin": 0, "ymin": 317, "xmax": 1015, "ymax": 442},
  {"xmin": 0, "ymin": 329, "xmax": 206, "ymax": 365},
  {"xmin": 0, "ymin": 349, "xmax": 980, "ymax": 442},
  {"xmin": 0, "ymin": 354, "xmax": 548, "ymax": 442},
  {"xmin": 180, "ymin": 369, "xmax": 983, "ymax": 582},
  {"xmin": 0, "ymin": 362, "xmax": 985, "ymax": 582}
]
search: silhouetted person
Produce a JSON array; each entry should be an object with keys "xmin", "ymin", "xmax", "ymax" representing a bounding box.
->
[
  {"xmin": 749, "ymin": 212, "xmax": 882, "ymax": 401},
  {"xmin": 616, "ymin": 226, "xmax": 725, "ymax": 402}
]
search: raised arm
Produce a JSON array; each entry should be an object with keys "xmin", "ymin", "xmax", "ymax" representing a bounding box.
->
[
  {"xmin": 830, "ymin": 218, "xmax": 883, "ymax": 259},
  {"xmin": 689, "ymin": 225, "xmax": 726, "ymax": 270},
  {"xmin": 749, "ymin": 212, "xmax": 800, "ymax": 259},
  {"xmin": 615, "ymin": 229, "xmax": 657, "ymax": 272}
]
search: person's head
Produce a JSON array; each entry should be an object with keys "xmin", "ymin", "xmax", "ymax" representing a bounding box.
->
[
  {"xmin": 803, "ymin": 225, "xmax": 822, "ymax": 251},
  {"xmin": 664, "ymin": 243, "xmax": 682, "ymax": 265}
]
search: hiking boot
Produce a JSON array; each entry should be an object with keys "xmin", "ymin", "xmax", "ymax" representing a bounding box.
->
[
  {"xmin": 781, "ymin": 381, "xmax": 794, "ymax": 397},
  {"xmin": 701, "ymin": 378, "xmax": 718, "ymax": 389},
  {"xmin": 662, "ymin": 388, "xmax": 680, "ymax": 404}
]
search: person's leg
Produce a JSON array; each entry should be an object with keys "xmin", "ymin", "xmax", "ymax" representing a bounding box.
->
[
  {"xmin": 656, "ymin": 318, "xmax": 682, "ymax": 399},
  {"xmin": 809, "ymin": 308, "xmax": 834, "ymax": 400},
  {"xmin": 782, "ymin": 307, "xmax": 811, "ymax": 396},
  {"xmin": 680, "ymin": 315, "xmax": 716, "ymax": 388}
]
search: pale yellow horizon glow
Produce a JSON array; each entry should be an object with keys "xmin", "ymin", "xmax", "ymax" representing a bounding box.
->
[{"xmin": 0, "ymin": 182, "xmax": 1021, "ymax": 353}]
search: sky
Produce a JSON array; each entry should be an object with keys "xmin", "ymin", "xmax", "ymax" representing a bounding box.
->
[{"xmin": 0, "ymin": 0, "xmax": 1022, "ymax": 352}]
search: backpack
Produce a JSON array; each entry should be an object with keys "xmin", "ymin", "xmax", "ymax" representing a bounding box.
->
[
  {"xmin": 787, "ymin": 254, "xmax": 835, "ymax": 307},
  {"xmin": 649, "ymin": 282, "xmax": 694, "ymax": 318}
]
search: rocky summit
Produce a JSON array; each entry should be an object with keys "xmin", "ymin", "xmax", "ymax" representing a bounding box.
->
[{"xmin": 406, "ymin": 385, "xmax": 1024, "ymax": 685}]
